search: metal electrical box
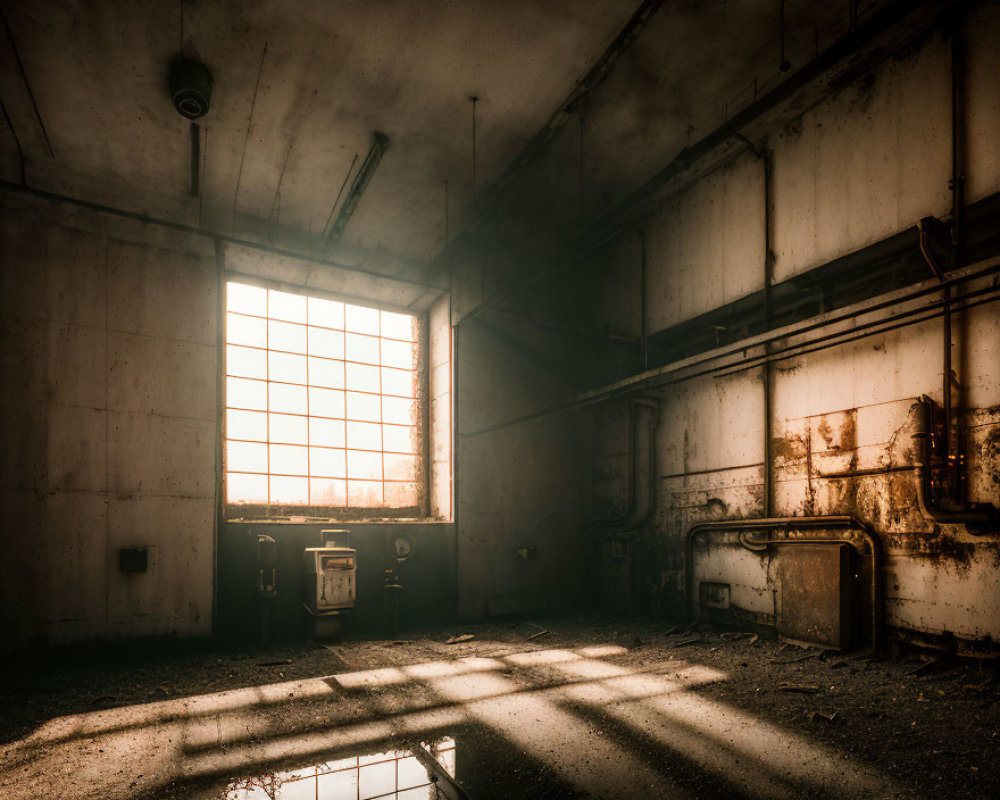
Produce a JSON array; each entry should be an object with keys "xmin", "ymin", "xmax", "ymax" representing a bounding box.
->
[
  {"xmin": 303, "ymin": 546, "xmax": 357, "ymax": 614},
  {"xmin": 776, "ymin": 544, "xmax": 855, "ymax": 650}
]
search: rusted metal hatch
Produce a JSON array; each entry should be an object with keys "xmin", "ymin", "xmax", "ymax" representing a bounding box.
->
[{"xmin": 776, "ymin": 544, "xmax": 855, "ymax": 650}]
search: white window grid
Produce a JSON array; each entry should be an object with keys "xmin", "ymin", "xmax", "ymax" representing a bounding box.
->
[{"xmin": 223, "ymin": 280, "xmax": 424, "ymax": 511}]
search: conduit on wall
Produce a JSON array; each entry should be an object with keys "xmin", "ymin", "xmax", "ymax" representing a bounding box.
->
[{"xmin": 685, "ymin": 516, "xmax": 883, "ymax": 652}]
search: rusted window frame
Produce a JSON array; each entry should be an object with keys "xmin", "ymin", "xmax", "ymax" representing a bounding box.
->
[{"xmin": 221, "ymin": 272, "xmax": 430, "ymax": 521}]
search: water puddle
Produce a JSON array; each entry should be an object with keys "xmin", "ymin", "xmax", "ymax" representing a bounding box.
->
[{"xmin": 223, "ymin": 737, "xmax": 458, "ymax": 799}]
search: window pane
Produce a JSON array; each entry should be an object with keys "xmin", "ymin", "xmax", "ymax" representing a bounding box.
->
[
  {"xmin": 348, "ymin": 450, "xmax": 382, "ymax": 480},
  {"xmin": 346, "ymin": 333, "xmax": 380, "ymax": 365},
  {"xmin": 384, "ymin": 452, "xmax": 417, "ymax": 481},
  {"xmin": 269, "ymin": 351, "xmax": 307, "ymax": 384},
  {"xmin": 311, "ymin": 417, "xmax": 346, "ymax": 448},
  {"xmin": 311, "ymin": 478, "xmax": 346, "ymax": 506},
  {"xmin": 384, "ymin": 482, "xmax": 418, "ymax": 508},
  {"xmin": 269, "ymin": 319, "xmax": 306, "ymax": 353},
  {"xmin": 227, "ymin": 282, "xmax": 267, "ymax": 316},
  {"xmin": 309, "ymin": 357, "xmax": 345, "ymax": 389},
  {"xmin": 380, "ymin": 338, "xmax": 415, "ymax": 370},
  {"xmin": 228, "ymin": 472, "xmax": 268, "ymax": 503},
  {"xmin": 309, "ymin": 327, "xmax": 344, "ymax": 359},
  {"xmin": 358, "ymin": 762, "xmax": 395, "ymax": 800},
  {"xmin": 397, "ymin": 755, "xmax": 427, "ymax": 790},
  {"xmin": 270, "ymin": 444, "xmax": 307, "ymax": 475},
  {"xmin": 227, "ymin": 345, "xmax": 267, "ymax": 379},
  {"xmin": 310, "ymin": 447, "xmax": 346, "ymax": 478},
  {"xmin": 270, "ymin": 475, "xmax": 308, "ymax": 505},
  {"xmin": 347, "ymin": 391, "xmax": 381, "ymax": 422},
  {"xmin": 345, "ymin": 304, "xmax": 379, "ymax": 335},
  {"xmin": 269, "ymin": 412, "xmax": 308, "ymax": 444},
  {"xmin": 381, "ymin": 367, "xmax": 414, "ymax": 397},
  {"xmin": 347, "ymin": 421, "xmax": 381, "ymax": 451},
  {"xmin": 309, "ymin": 387, "xmax": 345, "ymax": 419},
  {"xmin": 268, "ymin": 289, "xmax": 306, "ymax": 323},
  {"xmin": 348, "ymin": 480, "xmax": 382, "ymax": 507},
  {"xmin": 383, "ymin": 424, "xmax": 416, "ymax": 454},
  {"xmin": 226, "ymin": 377, "xmax": 266, "ymax": 411},
  {"xmin": 346, "ymin": 363, "xmax": 380, "ymax": 393},
  {"xmin": 381, "ymin": 310, "xmax": 415, "ymax": 341},
  {"xmin": 308, "ymin": 296, "xmax": 345, "ymax": 329},
  {"xmin": 227, "ymin": 312, "xmax": 266, "ymax": 347},
  {"xmin": 382, "ymin": 397, "xmax": 417, "ymax": 426},
  {"xmin": 269, "ymin": 383, "xmax": 307, "ymax": 414},
  {"xmin": 227, "ymin": 441, "xmax": 267, "ymax": 473},
  {"xmin": 227, "ymin": 409, "xmax": 266, "ymax": 441}
]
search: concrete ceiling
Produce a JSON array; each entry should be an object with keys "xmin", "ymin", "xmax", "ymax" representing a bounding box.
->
[
  {"xmin": 0, "ymin": 0, "xmax": 636, "ymax": 267},
  {"xmin": 1, "ymin": 0, "xmax": 893, "ymax": 277}
]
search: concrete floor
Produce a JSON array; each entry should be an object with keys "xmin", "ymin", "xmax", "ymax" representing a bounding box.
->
[{"xmin": 1, "ymin": 620, "xmax": 997, "ymax": 799}]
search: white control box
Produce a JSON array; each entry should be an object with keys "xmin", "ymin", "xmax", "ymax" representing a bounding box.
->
[{"xmin": 303, "ymin": 546, "xmax": 356, "ymax": 615}]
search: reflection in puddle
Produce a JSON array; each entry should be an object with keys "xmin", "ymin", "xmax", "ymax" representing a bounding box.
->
[{"xmin": 225, "ymin": 737, "xmax": 456, "ymax": 799}]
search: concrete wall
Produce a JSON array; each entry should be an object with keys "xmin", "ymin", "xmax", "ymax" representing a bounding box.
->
[
  {"xmin": 0, "ymin": 189, "xmax": 457, "ymax": 652},
  {"xmin": 1, "ymin": 190, "xmax": 218, "ymax": 650},
  {"xmin": 454, "ymin": 316, "xmax": 593, "ymax": 620},
  {"xmin": 589, "ymin": 10, "xmax": 1000, "ymax": 645}
]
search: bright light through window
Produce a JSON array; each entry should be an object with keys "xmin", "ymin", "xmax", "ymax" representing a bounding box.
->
[{"xmin": 224, "ymin": 281, "xmax": 422, "ymax": 511}]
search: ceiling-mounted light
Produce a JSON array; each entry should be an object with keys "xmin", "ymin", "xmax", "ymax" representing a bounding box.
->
[{"xmin": 169, "ymin": 55, "xmax": 213, "ymax": 119}]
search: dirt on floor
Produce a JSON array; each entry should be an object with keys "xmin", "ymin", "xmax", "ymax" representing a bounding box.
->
[{"xmin": 1, "ymin": 617, "xmax": 998, "ymax": 799}]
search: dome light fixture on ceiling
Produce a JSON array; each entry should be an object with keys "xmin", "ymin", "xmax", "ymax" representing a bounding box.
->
[{"xmin": 169, "ymin": 55, "xmax": 213, "ymax": 119}]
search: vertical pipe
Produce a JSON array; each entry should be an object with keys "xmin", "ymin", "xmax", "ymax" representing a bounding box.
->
[
  {"xmin": 762, "ymin": 148, "xmax": 775, "ymax": 517},
  {"xmin": 639, "ymin": 228, "xmax": 648, "ymax": 370},
  {"xmin": 945, "ymin": 13, "xmax": 965, "ymax": 479},
  {"xmin": 190, "ymin": 122, "xmax": 200, "ymax": 198}
]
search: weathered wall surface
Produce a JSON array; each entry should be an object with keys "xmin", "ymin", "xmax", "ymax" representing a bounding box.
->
[
  {"xmin": 0, "ymin": 190, "xmax": 457, "ymax": 652},
  {"xmin": 1, "ymin": 190, "xmax": 218, "ymax": 651},
  {"xmin": 455, "ymin": 317, "xmax": 592, "ymax": 620},
  {"xmin": 590, "ymin": 9, "xmax": 1000, "ymax": 645}
]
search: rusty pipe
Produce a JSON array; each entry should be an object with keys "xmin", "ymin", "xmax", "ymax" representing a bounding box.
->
[
  {"xmin": 685, "ymin": 516, "xmax": 883, "ymax": 652},
  {"xmin": 910, "ymin": 396, "xmax": 998, "ymax": 532}
]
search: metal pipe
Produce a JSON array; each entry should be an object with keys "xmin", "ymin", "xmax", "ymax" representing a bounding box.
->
[
  {"xmin": 463, "ymin": 280, "xmax": 1000, "ymax": 439},
  {"xmin": 945, "ymin": 13, "xmax": 965, "ymax": 484},
  {"xmin": 685, "ymin": 515, "xmax": 883, "ymax": 651},
  {"xmin": 595, "ymin": 398, "xmax": 659, "ymax": 528},
  {"xmin": 189, "ymin": 122, "xmax": 200, "ymax": 198},
  {"xmin": 639, "ymin": 228, "xmax": 649, "ymax": 370},
  {"xmin": 762, "ymin": 148, "xmax": 775, "ymax": 518},
  {"xmin": 910, "ymin": 396, "xmax": 998, "ymax": 532}
]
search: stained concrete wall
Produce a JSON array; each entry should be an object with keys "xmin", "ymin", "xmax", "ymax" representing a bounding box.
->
[
  {"xmin": 0, "ymin": 189, "xmax": 457, "ymax": 652},
  {"xmin": 588, "ymin": 9, "xmax": 1000, "ymax": 645},
  {"xmin": 1, "ymin": 190, "xmax": 218, "ymax": 651}
]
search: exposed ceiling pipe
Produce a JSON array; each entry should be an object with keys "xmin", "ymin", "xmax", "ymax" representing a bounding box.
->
[{"xmin": 327, "ymin": 131, "xmax": 389, "ymax": 242}]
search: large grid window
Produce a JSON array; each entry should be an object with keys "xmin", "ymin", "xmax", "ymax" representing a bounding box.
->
[{"xmin": 224, "ymin": 280, "xmax": 422, "ymax": 513}]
